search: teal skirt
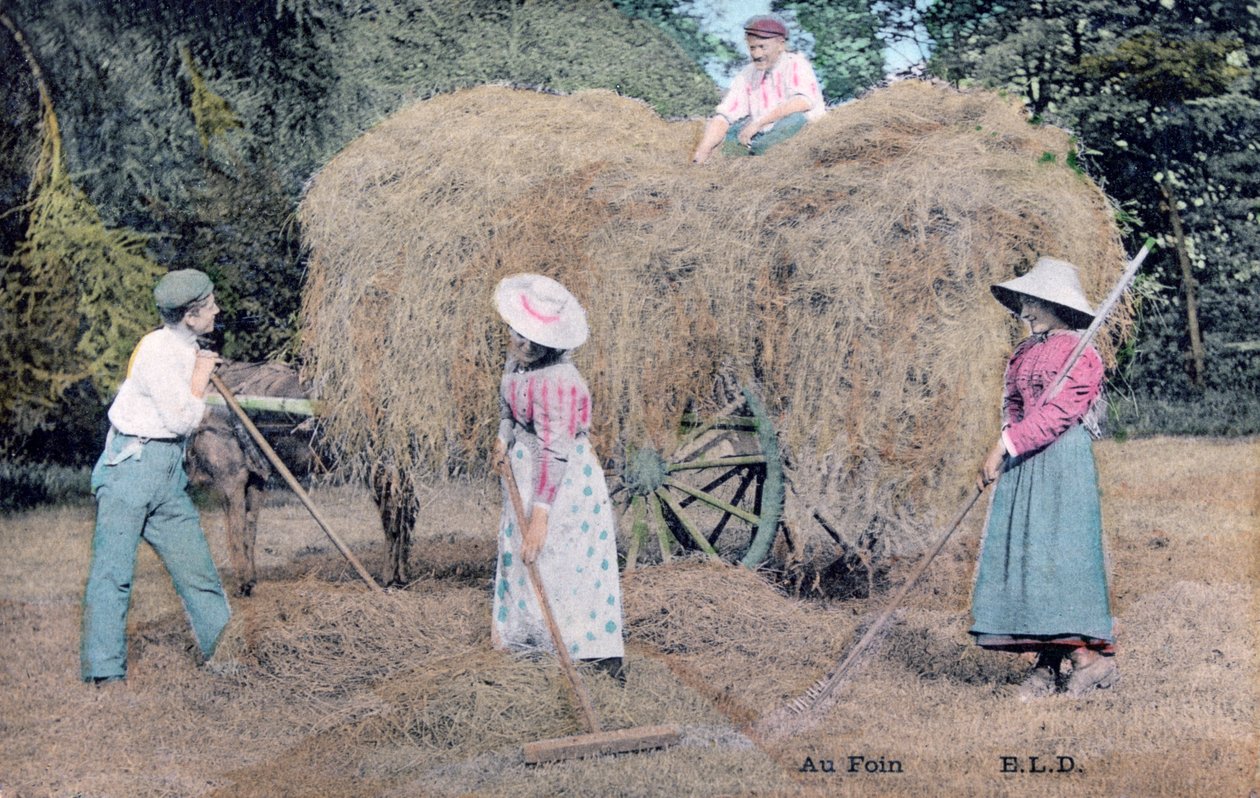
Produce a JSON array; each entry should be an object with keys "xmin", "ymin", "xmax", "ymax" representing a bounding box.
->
[{"xmin": 970, "ymin": 425, "xmax": 1114, "ymax": 650}]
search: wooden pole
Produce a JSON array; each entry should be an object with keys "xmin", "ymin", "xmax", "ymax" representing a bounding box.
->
[
  {"xmin": 499, "ymin": 461, "xmax": 601, "ymax": 733},
  {"xmin": 209, "ymin": 373, "xmax": 384, "ymax": 594},
  {"xmin": 203, "ymin": 393, "xmax": 316, "ymax": 416}
]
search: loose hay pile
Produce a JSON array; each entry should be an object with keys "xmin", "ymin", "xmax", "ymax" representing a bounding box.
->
[
  {"xmin": 299, "ymin": 81, "xmax": 1130, "ymax": 587},
  {"xmin": 622, "ymin": 560, "xmax": 857, "ymax": 721},
  {"xmin": 206, "ymin": 564, "xmax": 801, "ymax": 796}
]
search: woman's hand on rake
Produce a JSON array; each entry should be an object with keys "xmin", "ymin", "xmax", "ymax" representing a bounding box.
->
[
  {"xmin": 977, "ymin": 439, "xmax": 1007, "ymax": 490},
  {"xmin": 523, "ymin": 507, "xmax": 549, "ymax": 564}
]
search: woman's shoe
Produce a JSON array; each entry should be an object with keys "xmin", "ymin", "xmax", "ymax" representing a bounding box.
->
[
  {"xmin": 1065, "ymin": 655, "xmax": 1118, "ymax": 697},
  {"xmin": 588, "ymin": 657, "xmax": 626, "ymax": 685},
  {"xmin": 1016, "ymin": 665, "xmax": 1058, "ymax": 701}
]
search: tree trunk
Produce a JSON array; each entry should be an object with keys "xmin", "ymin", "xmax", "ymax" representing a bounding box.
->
[{"xmin": 1160, "ymin": 182, "xmax": 1206, "ymax": 389}]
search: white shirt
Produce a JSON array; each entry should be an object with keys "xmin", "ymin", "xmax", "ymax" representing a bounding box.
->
[{"xmin": 107, "ymin": 325, "xmax": 207, "ymax": 438}]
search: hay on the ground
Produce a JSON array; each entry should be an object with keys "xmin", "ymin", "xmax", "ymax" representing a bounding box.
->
[{"xmin": 299, "ymin": 81, "xmax": 1129, "ymax": 586}]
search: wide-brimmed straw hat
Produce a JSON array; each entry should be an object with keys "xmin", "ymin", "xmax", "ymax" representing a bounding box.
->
[
  {"xmin": 991, "ymin": 257, "xmax": 1096, "ymax": 329},
  {"xmin": 494, "ymin": 273, "xmax": 589, "ymax": 350}
]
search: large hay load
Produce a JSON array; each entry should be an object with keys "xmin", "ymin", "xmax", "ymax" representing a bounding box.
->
[{"xmin": 299, "ymin": 81, "xmax": 1128, "ymax": 591}]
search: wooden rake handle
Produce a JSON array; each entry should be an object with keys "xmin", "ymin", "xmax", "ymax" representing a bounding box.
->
[
  {"xmin": 797, "ymin": 485, "xmax": 986, "ymax": 714},
  {"xmin": 209, "ymin": 372, "xmax": 384, "ymax": 594},
  {"xmin": 499, "ymin": 459, "xmax": 602, "ymax": 734}
]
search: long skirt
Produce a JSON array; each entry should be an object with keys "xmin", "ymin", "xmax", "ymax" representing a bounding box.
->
[
  {"xmin": 970, "ymin": 424, "xmax": 1114, "ymax": 651},
  {"xmin": 493, "ymin": 434, "xmax": 624, "ymax": 660}
]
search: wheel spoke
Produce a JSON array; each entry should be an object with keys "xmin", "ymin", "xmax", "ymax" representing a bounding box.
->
[
  {"xmin": 655, "ymin": 488, "xmax": 719, "ymax": 558},
  {"xmin": 709, "ymin": 468, "xmax": 756, "ymax": 545},
  {"xmin": 647, "ymin": 491, "xmax": 673, "ymax": 562},
  {"xmin": 678, "ymin": 414, "xmax": 757, "ymax": 430},
  {"xmin": 625, "ymin": 495, "xmax": 645, "ymax": 572},
  {"xmin": 668, "ymin": 455, "xmax": 767, "ymax": 471},
  {"xmin": 677, "ymin": 466, "xmax": 743, "ymax": 510},
  {"xmin": 670, "ymin": 397, "xmax": 745, "ymax": 461},
  {"xmin": 663, "ymin": 477, "xmax": 759, "ymax": 525}
]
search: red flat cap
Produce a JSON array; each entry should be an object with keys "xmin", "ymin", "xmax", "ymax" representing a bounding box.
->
[{"xmin": 743, "ymin": 15, "xmax": 788, "ymax": 39}]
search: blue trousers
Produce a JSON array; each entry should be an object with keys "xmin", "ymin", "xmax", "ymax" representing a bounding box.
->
[
  {"xmin": 81, "ymin": 433, "xmax": 230, "ymax": 680},
  {"xmin": 721, "ymin": 112, "xmax": 808, "ymax": 157}
]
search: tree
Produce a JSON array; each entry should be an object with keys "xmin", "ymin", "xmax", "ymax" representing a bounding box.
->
[
  {"xmin": 0, "ymin": 11, "xmax": 162, "ymax": 440},
  {"xmin": 611, "ymin": 0, "xmax": 741, "ymax": 85},
  {"xmin": 911, "ymin": 0, "xmax": 1259, "ymax": 427},
  {"xmin": 775, "ymin": 0, "xmax": 887, "ymax": 101},
  {"xmin": 0, "ymin": 0, "xmax": 721, "ymax": 459}
]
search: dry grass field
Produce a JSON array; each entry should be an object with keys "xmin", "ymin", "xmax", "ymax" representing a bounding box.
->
[{"xmin": 1, "ymin": 435, "xmax": 1256, "ymax": 797}]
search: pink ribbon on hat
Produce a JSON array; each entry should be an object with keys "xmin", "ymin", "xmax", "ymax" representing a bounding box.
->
[{"xmin": 520, "ymin": 293, "xmax": 561, "ymax": 324}]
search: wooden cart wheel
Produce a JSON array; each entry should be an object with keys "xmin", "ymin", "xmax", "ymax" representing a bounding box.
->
[{"xmin": 618, "ymin": 388, "xmax": 783, "ymax": 570}]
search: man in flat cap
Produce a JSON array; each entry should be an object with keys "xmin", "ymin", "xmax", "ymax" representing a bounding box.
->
[
  {"xmin": 81, "ymin": 269, "xmax": 231, "ymax": 686},
  {"xmin": 691, "ymin": 14, "xmax": 826, "ymax": 164}
]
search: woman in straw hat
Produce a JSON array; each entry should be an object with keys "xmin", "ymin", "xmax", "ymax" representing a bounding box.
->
[
  {"xmin": 490, "ymin": 274, "xmax": 625, "ymax": 679},
  {"xmin": 971, "ymin": 257, "xmax": 1118, "ymax": 700}
]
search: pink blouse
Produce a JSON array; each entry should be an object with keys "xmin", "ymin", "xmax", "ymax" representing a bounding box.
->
[
  {"xmin": 1000, "ymin": 331, "xmax": 1103, "ymax": 457},
  {"xmin": 498, "ymin": 359, "xmax": 592, "ymax": 508}
]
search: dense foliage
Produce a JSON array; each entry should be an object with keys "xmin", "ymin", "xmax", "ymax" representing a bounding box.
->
[
  {"xmin": 775, "ymin": 0, "xmax": 886, "ymax": 101},
  {"xmin": 2, "ymin": 0, "xmax": 1254, "ymax": 463},
  {"xmin": 909, "ymin": 0, "xmax": 1259, "ymax": 429},
  {"xmin": 0, "ymin": 11, "xmax": 162, "ymax": 443}
]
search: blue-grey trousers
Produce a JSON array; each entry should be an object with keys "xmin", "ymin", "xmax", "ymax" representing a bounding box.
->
[
  {"xmin": 721, "ymin": 112, "xmax": 809, "ymax": 157},
  {"xmin": 81, "ymin": 432, "xmax": 230, "ymax": 680}
]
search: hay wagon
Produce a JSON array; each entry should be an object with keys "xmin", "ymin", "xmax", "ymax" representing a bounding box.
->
[{"xmin": 298, "ymin": 82, "xmax": 1129, "ymax": 590}]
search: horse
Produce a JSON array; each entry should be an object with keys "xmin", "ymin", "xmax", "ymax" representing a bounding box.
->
[{"xmin": 185, "ymin": 362, "xmax": 422, "ymax": 595}]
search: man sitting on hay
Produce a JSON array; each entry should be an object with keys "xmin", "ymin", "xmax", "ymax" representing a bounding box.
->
[{"xmin": 691, "ymin": 14, "xmax": 826, "ymax": 164}]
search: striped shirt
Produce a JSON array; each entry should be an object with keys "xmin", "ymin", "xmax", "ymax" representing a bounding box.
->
[
  {"xmin": 498, "ymin": 359, "xmax": 592, "ymax": 509},
  {"xmin": 716, "ymin": 52, "xmax": 826, "ymax": 133}
]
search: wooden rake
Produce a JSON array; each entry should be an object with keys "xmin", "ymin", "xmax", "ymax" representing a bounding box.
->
[{"xmin": 499, "ymin": 460, "xmax": 681, "ymax": 764}]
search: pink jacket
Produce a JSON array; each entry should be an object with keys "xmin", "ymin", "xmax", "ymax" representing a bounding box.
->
[{"xmin": 1000, "ymin": 331, "xmax": 1103, "ymax": 457}]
